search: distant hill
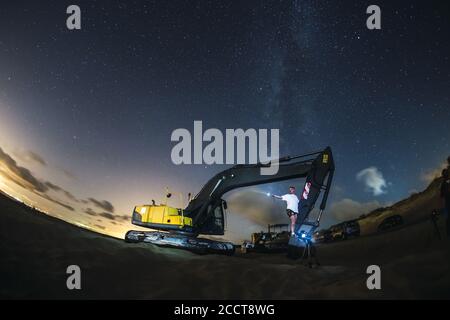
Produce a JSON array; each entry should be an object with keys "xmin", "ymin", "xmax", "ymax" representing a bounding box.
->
[{"xmin": 334, "ymin": 177, "xmax": 444, "ymax": 235}]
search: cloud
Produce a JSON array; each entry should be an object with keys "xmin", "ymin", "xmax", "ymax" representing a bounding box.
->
[
  {"xmin": 61, "ymin": 169, "xmax": 76, "ymax": 180},
  {"xmin": 14, "ymin": 150, "xmax": 47, "ymax": 166},
  {"xmin": 45, "ymin": 181, "xmax": 61, "ymax": 191},
  {"xmin": 421, "ymin": 162, "xmax": 447, "ymax": 184},
  {"xmin": 45, "ymin": 181, "xmax": 79, "ymax": 202},
  {"xmin": 14, "ymin": 149, "xmax": 77, "ymax": 181},
  {"xmin": 214, "ymin": 188, "xmax": 292, "ymax": 242},
  {"xmin": 89, "ymin": 223, "xmax": 106, "ymax": 230},
  {"xmin": 101, "ymin": 213, "xmax": 128, "ymax": 222},
  {"xmin": 329, "ymin": 198, "xmax": 382, "ymax": 221},
  {"xmin": 0, "ymin": 146, "xmax": 49, "ymax": 193},
  {"xmin": 98, "ymin": 212, "xmax": 116, "ymax": 220},
  {"xmin": 100, "ymin": 213, "xmax": 128, "ymax": 222},
  {"xmin": 40, "ymin": 193, "xmax": 75, "ymax": 211},
  {"xmin": 225, "ymin": 189, "xmax": 287, "ymax": 226},
  {"xmin": 88, "ymin": 198, "xmax": 115, "ymax": 213},
  {"xmin": 356, "ymin": 167, "xmax": 388, "ymax": 196},
  {"xmin": 0, "ymin": 146, "xmax": 79, "ymax": 212},
  {"xmin": 84, "ymin": 208, "xmax": 128, "ymax": 222},
  {"xmin": 84, "ymin": 208, "xmax": 98, "ymax": 216}
]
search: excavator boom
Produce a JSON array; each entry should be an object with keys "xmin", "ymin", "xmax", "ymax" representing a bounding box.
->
[{"xmin": 186, "ymin": 146, "xmax": 334, "ymax": 235}]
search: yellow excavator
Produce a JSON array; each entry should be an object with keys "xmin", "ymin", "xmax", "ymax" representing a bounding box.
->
[{"xmin": 125, "ymin": 147, "xmax": 335, "ymax": 255}]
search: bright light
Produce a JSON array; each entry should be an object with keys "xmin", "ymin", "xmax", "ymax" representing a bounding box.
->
[
  {"xmin": 266, "ymin": 192, "xmax": 271, "ymax": 196},
  {"xmin": 73, "ymin": 221, "xmax": 90, "ymax": 229}
]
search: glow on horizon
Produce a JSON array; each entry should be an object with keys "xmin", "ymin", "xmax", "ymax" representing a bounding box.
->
[
  {"xmin": 0, "ymin": 176, "xmax": 21, "ymax": 200},
  {"xmin": 0, "ymin": 171, "xmax": 131, "ymax": 239}
]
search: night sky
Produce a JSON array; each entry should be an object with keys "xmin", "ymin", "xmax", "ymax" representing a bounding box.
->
[{"xmin": 0, "ymin": 1, "xmax": 448, "ymax": 241}]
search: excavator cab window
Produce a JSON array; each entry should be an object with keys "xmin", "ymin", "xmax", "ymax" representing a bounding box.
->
[
  {"xmin": 214, "ymin": 204, "xmax": 224, "ymax": 231},
  {"xmin": 197, "ymin": 201, "xmax": 225, "ymax": 235}
]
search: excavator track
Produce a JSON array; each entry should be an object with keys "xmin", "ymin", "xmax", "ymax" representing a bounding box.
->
[{"xmin": 125, "ymin": 230, "xmax": 235, "ymax": 255}]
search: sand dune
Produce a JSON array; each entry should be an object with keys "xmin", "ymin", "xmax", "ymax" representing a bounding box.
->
[{"xmin": 1, "ymin": 190, "xmax": 449, "ymax": 299}]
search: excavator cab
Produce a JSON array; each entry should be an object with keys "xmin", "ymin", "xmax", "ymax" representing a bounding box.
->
[{"xmin": 196, "ymin": 200, "xmax": 227, "ymax": 235}]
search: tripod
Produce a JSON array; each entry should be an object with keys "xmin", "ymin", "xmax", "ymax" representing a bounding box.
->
[
  {"xmin": 431, "ymin": 209, "xmax": 441, "ymax": 240},
  {"xmin": 300, "ymin": 238, "xmax": 320, "ymax": 268}
]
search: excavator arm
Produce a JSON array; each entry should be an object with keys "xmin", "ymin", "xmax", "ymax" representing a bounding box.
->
[{"xmin": 185, "ymin": 146, "xmax": 335, "ymax": 236}]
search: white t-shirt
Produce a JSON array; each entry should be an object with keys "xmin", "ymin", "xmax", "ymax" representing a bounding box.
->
[{"xmin": 281, "ymin": 194, "xmax": 299, "ymax": 213}]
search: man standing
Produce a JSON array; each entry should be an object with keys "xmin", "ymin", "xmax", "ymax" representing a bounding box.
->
[
  {"xmin": 440, "ymin": 169, "xmax": 450, "ymax": 237},
  {"xmin": 272, "ymin": 186, "xmax": 300, "ymax": 236}
]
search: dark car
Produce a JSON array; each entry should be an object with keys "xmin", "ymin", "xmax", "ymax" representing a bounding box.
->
[
  {"xmin": 377, "ymin": 215, "xmax": 403, "ymax": 232},
  {"xmin": 313, "ymin": 229, "xmax": 332, "ymax": 243},
  {"xmin": 343, "ymin": 220, "xmax": 360, "ymax": 238},
  {"xmin": 330, "ymin": 224, "xmax": 346, "ymax": 241}
]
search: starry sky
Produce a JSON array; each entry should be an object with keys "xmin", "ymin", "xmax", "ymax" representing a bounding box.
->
[{"xmin": 0, "ymin": 1, "xmax": 448, "ymax": 241}]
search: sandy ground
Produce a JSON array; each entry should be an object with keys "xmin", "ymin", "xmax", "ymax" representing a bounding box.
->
[{"xmin": 1, "ymin": 192, "xmax": 450, "ymax": 299}]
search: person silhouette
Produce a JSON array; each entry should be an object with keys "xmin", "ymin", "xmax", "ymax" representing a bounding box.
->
[
  {"xmin": 440, "ymin": 169, "xmax": 450, "ymax": 237},
  {"xmin": 272, "ymin": 186, "xmax": 300, "ymax": 236}
]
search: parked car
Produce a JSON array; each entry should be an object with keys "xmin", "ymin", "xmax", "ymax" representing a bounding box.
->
[
  {"xmin": 377, "ymin": 215, "xmax": 403, "ymax": 232},
  {"xmin": 330, "ymin": 224, "xmax": 346, "ymax": 240},
  {"xmin": 313, "ymin": 229, "xmax": 332, "ymax": 243},
  {"xmin": 343, "ymin": 220, "xmax": 360, "ymax": 238}
]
